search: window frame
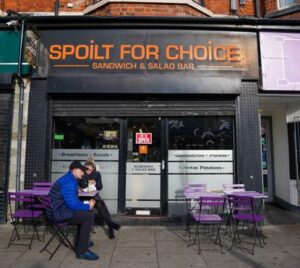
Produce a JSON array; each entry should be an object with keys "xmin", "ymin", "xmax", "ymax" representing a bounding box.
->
[{"xmin": 278, "ymin": 0, "xmax": 298, "ymax": 9}]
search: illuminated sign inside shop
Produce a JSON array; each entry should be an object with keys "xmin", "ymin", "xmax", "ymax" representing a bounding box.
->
[{"xmin": 135, "ymin": 133, "xmax": 152, "ymax": 144}]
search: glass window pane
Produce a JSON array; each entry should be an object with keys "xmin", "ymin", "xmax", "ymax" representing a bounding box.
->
[
  {"xmin": 279, "ymin": 0, "xmax": 297, "ymax": 8},
  {"xmin": 168, "ymin": 117, "xmax": 233, "ymax": 150},
  {"xmin": 127, "ymin": 118, "xmax": 161, "ymax": 162},
  {"xmin": 51, "ymin": 117, "xmax": 120, "ymax": 214},
  {"xmin": 52, "ymin": 117, "xmax": 119, "ymax": 149}
]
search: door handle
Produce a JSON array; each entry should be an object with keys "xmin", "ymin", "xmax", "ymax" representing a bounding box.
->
[{"xmin": 161, "ymin": 160, "xmax": 165, "ymax": 170}]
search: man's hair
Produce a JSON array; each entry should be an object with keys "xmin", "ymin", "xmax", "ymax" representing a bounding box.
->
[{"xmin": 69, "ymin": 160, "xmax": 87, "ymax": 172}]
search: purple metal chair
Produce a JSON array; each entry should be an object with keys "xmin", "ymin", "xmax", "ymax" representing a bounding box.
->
[
  {"xmin": 32, "ymin": 182, "xmax": 53, "ymax": 189},
  {"xmin": 38, "ymin": 195, "xmax": 75, "ymax": 260},
  {"xmin": 183, "ymin": 184, "xmax": 207, "ymax": 240},
  {"xmin": 229, "ymin": 195, "xmax": 265, "ymax": 255},
  {"xmin": 7, "ymin": 192, "xmax": 44, "ymax": 249},
  {"xmin": 192, "ymin": 195, "xmax": 226, "ymax": 254}
]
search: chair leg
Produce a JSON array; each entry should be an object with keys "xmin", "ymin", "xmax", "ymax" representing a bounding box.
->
[
  {"xmin": 195, "ymin": 223, "xmax": 201, "ymax": 254},
  {"xmin": 214, "ymin": 223, "xmax": 224, "ymax": 254},
  {"xmin": 230, "ymin": 220, "xmax": 240, "ymax": 250},
  {"xmin": 7, "ymin": 228, "xmax": 17, "ymax": 248}
]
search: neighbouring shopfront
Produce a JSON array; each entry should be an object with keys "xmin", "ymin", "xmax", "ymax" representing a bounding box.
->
[
  {"xmin": 259, "ymin": 31, "xmax": 300, "ymax": 210},
  {"xmin": 0, "ymin": 30, "xmax": 22, "ymax": 223},
  {"xmin": 25, "ymin": 19, "xmax": 262, "ymax": 216}
]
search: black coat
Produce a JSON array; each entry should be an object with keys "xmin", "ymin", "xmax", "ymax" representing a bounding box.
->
[{"xmin": 78, "ymin": 170, "xmax": 103, "ymax": 191}]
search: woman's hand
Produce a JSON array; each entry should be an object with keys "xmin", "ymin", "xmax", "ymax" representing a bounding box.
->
[
  {"xmin": 89, "ymin": 179, "xmax": 96, "ymax": 185},
  {"xmin": 89, "ymin": 199, "xmax": 96, "ymax": 210}
]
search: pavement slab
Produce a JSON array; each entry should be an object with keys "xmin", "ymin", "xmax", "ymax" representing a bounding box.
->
[{"xmin": 0, "ymin": 207, "xmax": 300, "ymax": 268}]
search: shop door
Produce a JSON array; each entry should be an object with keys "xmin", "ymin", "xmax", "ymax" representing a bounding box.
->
[
  {"xmin": 261, "ymin": 117, "xmax": 274, "ymax": 202},
  {"xmin": 125, "ymin": 117, "xmax": 165, "ymax": 215},
  {"xmin": 293, "ymin": 117, "xmax": 300, "ymax": 205}
]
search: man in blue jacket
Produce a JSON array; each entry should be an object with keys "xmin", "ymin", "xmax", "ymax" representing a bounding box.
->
[{"xmin": 49, "ymin": 160, "xmax": 99, "ymax": 261}]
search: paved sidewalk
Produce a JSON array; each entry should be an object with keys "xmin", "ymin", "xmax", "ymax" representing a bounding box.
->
[{"xmin": 1, "ymin": 221, "xmax": 300, "ymax": 268}]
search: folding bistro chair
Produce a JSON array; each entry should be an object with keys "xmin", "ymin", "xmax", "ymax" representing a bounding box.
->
[
  {"xmin": 222, "ymin": 184, "xmax": 245, "ymax": 194},
  {"xmin": 38, "ymin": 195, "xmax": 75, "ymax": 260},
  {"xmin": 229, "ymin": 195, "xmax": 265, "ymax": 255},
  {"xmin": 183, "ymin": 184, "xmax": 207, "ymax": 241},
  {"xmin": 192, "ymin": 195, "xmax": 226, "ymax": 254},
  {"xmin": 7, "ymin": 192, "xmax": 44, "ymax": 249},
  {"xmin": 32, "ymin": 182, "xmax": 53, "ymax": 189}
]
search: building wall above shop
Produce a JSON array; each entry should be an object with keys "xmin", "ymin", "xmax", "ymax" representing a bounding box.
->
[{"xmin": 1, "ymin": 0, "xmax": 297, "ymax": 18}]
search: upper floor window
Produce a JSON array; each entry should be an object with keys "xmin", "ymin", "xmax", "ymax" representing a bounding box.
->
[{"xmin": 279, "ymin": 0, "xmax": 298, "ymax": 8}]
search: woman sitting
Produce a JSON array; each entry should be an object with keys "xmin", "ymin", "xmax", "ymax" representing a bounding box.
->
[{"xmin": 78, "ymin": 160, "xmax": 120, "ymax": 239}]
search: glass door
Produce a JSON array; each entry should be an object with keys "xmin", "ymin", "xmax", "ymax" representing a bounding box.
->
[
  {"xmin": 125, "ymin": 117, "xmax": 163, "ymax": 215},
  {"xmin": 261, "ymin": 117, "xmax": 274, "ymax": 202}
]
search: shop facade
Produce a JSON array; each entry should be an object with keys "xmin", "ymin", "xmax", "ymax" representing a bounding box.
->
[
  {"xmin": 0, "ymin": 29, "xmax": 21, "ymax": 223},
  {"xmin": 24, "ymin": 18, "xmax": 262, "ymax": 216},
  {"xmin": 259, "ymin": 31, "xmax": 300, "ymax": 210}
]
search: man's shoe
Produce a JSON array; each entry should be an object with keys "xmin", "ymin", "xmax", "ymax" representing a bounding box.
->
[
  {"xmin": 76, "ymin": 250, "xmax": 99, "ymax": 261},
  {"xmin": 108, "ymin": 227, "xmax": 115, "ymax": 239},
  {"xmin": 88, "ymin": 241, "xmax": 94, "ymax": 248},
  {"xmin": 113, "ymin": 223, "xmax": 121, "ymax": 231}
]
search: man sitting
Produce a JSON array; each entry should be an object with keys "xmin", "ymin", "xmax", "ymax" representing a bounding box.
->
[{"xmin": 49, "ymin": 160, "xmax": 99, "ymax": 261}]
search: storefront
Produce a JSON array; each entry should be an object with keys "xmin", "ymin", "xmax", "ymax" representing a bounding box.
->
[
  {"xmin": 25, "ymin": 18, "xmax": 261, "ymax": 216},
  {"xmin": 0, "ymin": 29, "xmax": 25, "ymax": 223},
  {"xmin": 259, "ymin": 31, "xmax": 300, "ymax": 210}
]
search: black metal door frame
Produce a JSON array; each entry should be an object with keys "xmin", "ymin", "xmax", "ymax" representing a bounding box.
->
[{"xmin": 119, "ymin": 117, "xmax": 168, "ymax": 216}]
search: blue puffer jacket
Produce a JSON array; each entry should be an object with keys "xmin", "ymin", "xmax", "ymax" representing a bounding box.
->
[{"xmin": 49, "ymin": 171, "xmax": 89, "ymax": 222}]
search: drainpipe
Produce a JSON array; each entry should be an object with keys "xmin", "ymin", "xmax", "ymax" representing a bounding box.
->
[
  {"xmin": 255, "ymin": 0, "xmax": 261, "ymax": 18},
  {"xmin": 15, "ymin": 19, "xmax": 25, "ymax": 191},
  {"xmin": 230, "ymin": 0, "xmax": 238, "ymax": 15},
  {"xmin": 54, "ymin": 0, "xmax": 60, "ymax": 16}
]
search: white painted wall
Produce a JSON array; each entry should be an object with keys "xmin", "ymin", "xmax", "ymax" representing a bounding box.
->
[
  {"xmin": 271, "ymin": 110, "xmax": 290, "ymax": 203},
  {"xmin": 287, "ymin": 105, "xmax": 300, "ymax": 123}
]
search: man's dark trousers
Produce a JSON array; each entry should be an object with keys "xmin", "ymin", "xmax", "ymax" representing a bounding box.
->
[{"xmin": 71, "ymin": 211, "xmax": 94, "ymax": 255}]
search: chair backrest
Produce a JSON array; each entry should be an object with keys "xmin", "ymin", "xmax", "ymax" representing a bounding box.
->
[
  {"xmin": 32, "ymin": 186, "xmax": 51, "ymax": 191},
  {"xmin": 230, "ymin": 195, "xmax": 253, "ymax": 212},
  {"xmin": 33, "ymin": 182, "xmax": 53, "ymax": 188},
  {"xmin": 8, "ymin": 192, "xmax": 34, "ymax": 204},
  {"xmin": 38, "ymin": 195, "xmax": 55, "ymax": 221},
  {"xmin": 7, "ymin": 192, "xmax": 39, "ymax": 220},
  {"xmin": 184, "ymin": 183, "xmax": 207, "ymax": 193},
  {"xmin": 222, "ymin": 184, "xmax": 245, "ymax": 193},
  {"xmin": 199, "ymin": 195, "xmax": 225, "ymax": 208}
]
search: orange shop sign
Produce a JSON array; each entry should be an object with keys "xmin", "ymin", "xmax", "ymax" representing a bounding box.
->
[{"xmin": 136, "ymin": 133, "xmax": 152, "ymax": 145}]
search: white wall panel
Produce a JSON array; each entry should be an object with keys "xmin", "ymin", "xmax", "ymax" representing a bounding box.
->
[{"xmin": 168, "ymin": 174, "xmax": 233, "ymax": 199}]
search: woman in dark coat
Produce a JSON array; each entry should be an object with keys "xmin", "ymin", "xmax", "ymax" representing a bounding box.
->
[{"xmin": 79, "ymin": 160, "xmax": 120, "ymax": 239}]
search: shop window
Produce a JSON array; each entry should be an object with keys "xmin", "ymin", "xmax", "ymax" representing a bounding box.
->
[
  {"xmin": 168, "ymin": 116, "xmax": 234, "ymax": 150},
  {"xmin": 279, "ymin": 0, "xmax": 298, "ymax": 8},
  {"xmin": 52, "ymin": 117, "xmax": 119, "ymax": 149},
  {"xmin": 167, "ymin": 116, "xmax": 235, "ymax": 211},
  {"xmin": 51, "ymin": 117, "xmax": 120, "ymax": 214},
  {"xmin": 288, "ymin": 122, "xmax": 300, "ymax": 180}
]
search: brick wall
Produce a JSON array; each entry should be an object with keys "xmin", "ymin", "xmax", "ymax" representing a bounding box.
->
[
  {"xmin": 203, "ymin": 0, "xmax": 255, "ymax": 16},
  {"xmin": 89, "ymin": 3, "xmax": 207, "ymax": 17},
  {"xmin": 1, "ymin": 0, "xmax": 86, "ymax": 13},
  {"xmin": 264, "ymin": 0, "xmax": 278, "ymax": 13}
]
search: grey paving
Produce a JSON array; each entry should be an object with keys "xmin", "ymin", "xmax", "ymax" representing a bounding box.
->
[{"xmin": 1, "ymin": 206, "xmax": 300, "ymax": 267}]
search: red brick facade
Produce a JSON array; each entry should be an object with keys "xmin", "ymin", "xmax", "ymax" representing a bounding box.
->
[
  {"xmin": 264, "ymin": 0, "xmax": 278, "ymax": 13},
  {"xmin": 88, "ymin": 3, "xmax": 207, "ymax": 17},
  {"xmin": 0, "ymin": 0, "xmax": 299, "ymax": 19},
  {"xmin": 0, "ymin": 0, "xmax": 86, "ymax": 13}
]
